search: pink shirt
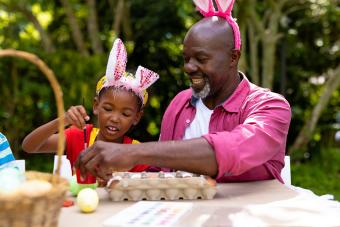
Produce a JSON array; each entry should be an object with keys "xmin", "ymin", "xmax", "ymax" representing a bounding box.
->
[{"xmin": 159, "ymin": 73, "xmax": 291, "ymax": 183}]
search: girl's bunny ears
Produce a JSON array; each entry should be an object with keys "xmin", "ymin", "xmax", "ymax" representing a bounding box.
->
[
  {"xmin": 193, "ymin": 0, "xmax": 241, "ymax": 50},
  {"xmin": 96, "ymin": 38, "xmax": 159, "ymax": 106}
]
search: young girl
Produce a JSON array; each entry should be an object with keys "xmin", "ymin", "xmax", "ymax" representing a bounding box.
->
[{"xmin": 22, "ymin": 38, "xmax": 159, "ymax": 173}]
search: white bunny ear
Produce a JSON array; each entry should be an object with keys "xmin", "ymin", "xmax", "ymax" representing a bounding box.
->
[
  {"xmin": 135, "ymin": 66, "xmax": 159, "ymax": 90},
  {"xmin": 193, "ymin": 0, "xmax": 214, "ymax": 16},
  {"xmin": 105, "ymin": 38, "xmax": 127, "ymax": 84},
  {"xmin": 215, "ymin": 0, "xmax": 234, "ymax": 14}
]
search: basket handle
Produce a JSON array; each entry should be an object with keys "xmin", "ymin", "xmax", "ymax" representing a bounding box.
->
[{"xmin": 0, "ymin": 49, "xmax": 65, "ymax": 183}]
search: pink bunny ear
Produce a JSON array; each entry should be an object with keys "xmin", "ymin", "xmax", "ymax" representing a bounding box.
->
[
  {"xmin": 215, "ymin": 0, "xmax": 234, "ymax": 15},
  {"xmin": 135, "ymin": 66, "xmax": 159, "ymax": 90},
  {"xmin": 105, "ymin": 38, "xmax": 127, "ymax": 85},
  {"xmin": 193, "ymin": 0, "xmax": 215, "ymax": 17}
]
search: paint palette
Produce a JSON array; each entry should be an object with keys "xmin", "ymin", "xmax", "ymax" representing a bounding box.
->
[
  {"xmin": 102, "ymin": 201, "xmax": 192, "ymax": 227},
  {"xmin": 106, "ymin": 171, "xmax": 217, "ymax": 201}
]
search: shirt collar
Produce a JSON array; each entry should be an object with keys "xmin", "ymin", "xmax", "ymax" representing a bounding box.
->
[
  {"xmin": 189, "ymin": 95, "xmax": 198, "ymax": 107},
  {"xmin": 221, "ymin": 71, "xmax": 250, "ymax": 113},
  {"xmin": 186, "ymin": 71, "xmax": 250, "ymax": 112}
]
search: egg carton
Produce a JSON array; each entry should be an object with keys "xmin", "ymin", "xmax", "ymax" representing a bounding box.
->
[{"xmin": 106, "ymin": 171, "xmax": 217, "ymax": 201}]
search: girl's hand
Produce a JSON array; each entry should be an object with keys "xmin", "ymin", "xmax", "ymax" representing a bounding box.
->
[{"xmin": 64, "ymin": 105, "xmax": 90, "ymax": 129}]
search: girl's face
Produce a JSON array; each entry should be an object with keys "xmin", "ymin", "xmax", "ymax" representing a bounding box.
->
[{"xmin": 93, "ymin": 89, "xmax": 142, "ymax": 143}]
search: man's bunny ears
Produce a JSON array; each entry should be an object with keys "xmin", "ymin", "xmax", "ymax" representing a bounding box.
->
[
  {"xmin": 193, "ymin": 0, "xmax": 241, "ymax": 50},
  {"xmin": 96, "ymin": 38, "xmax": 159, "ymax": 106}
]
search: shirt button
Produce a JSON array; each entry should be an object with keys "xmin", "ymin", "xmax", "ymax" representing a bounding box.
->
[{"xmin": 186, "ymin": 119, "xmax": 190, "ymax": 124}]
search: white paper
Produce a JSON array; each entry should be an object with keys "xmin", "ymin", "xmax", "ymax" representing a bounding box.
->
[{"xmin": 102, "ymin": 201, "xmax": 192, "ymax": 227}]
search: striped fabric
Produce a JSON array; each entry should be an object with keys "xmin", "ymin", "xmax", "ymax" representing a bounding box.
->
[{"xmin": 0, "ymin": 133, "xmax": 15, "ymax": 166}]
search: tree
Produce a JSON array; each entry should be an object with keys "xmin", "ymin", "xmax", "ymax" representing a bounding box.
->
[
  {"xmin": 60, "ymin": 0, "xmax": 89, "ymax": 56},
  {"xmin": 86, "ymin": 0, "xmax": 103, "ymax": 54},
  {"xmin": 285, "ymin": 0, "xmax": 339, "ymax": 153},
  {"xmin": 0, "ymin": 0, "xmax": 338, "ymax": 155},
  {"xmin": 0, "ymin": 1, "xmax": 56, "ymax": 53},
  {"xmin": 113, "ymin": 0, "xmax": 124, "ymax": 37},
  {"xmin": 0, "ymin": 49, "xmax": 65, "ymax": 159},
  {"xmin": 291, "ymin": 65, "xmax": 340, "ymax": 152},
  {"xmin": 236, "ymin": 0, "xmax": 291, "ymax": 89}
]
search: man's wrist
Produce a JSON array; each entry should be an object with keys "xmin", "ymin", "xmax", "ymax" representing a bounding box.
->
[{"xmin": 128, "ymin": 143, "xmax": 144, "ymax": 166}]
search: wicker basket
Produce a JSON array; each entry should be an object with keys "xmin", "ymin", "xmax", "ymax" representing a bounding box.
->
[
  {"xmin": 0, "ymin": 172, "xmax": 69, "ymax": 227},
  {"xmin": 0, "ymin": 50, "xmax": 69, "ymax": 227}
]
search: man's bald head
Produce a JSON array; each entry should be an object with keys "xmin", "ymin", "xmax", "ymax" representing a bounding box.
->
[{"xmin": 186, "ymin": 17, "xmax": 235, "ymax": 50}]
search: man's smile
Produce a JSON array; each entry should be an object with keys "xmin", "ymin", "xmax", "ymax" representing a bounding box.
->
[
  {"xmin": 191, "ymin": 77, "xmax": 205, "ymax": 86},
  {"xmin": 190, "ymin": 76, "xmax": 206, "ymax": 90},
  {"xmin": 189, "ymin": 75, "xmax": 211, "ymax": 99}
]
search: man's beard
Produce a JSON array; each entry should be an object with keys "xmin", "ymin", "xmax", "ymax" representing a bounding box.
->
[{"xmin": 191, "ymin": 79, "xmax": 211, "ymax": 99}]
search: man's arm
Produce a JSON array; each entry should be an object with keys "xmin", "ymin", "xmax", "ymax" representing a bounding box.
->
[
  {"xmin": 204, "ymin": 94, "xmax": 291, "ymax": 180},
  {"xmin": 75, "ymin": 137, "xmax": 218, "ymax": 180}
]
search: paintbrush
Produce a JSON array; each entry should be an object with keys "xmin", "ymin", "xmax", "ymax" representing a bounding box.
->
[{"xmin": 83, "ymin": 97, "xmax": 87, "ymax": 150}]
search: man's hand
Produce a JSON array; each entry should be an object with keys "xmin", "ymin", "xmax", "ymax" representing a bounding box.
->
[{"xmin": 74, "ymin": 141, "xmax": 136, "ymax": 180}]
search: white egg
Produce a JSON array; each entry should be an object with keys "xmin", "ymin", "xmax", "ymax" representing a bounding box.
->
[
  {"xmin": 0, "ymin": 167, "xmax": 25, "ymax": 196},
  {"xmin": 77, "ymin": 188, "xmax": 99, "ymax": 213},
  {"xmin": 19, "ymin": 180, "xmax": 52, "ymax": 197}
]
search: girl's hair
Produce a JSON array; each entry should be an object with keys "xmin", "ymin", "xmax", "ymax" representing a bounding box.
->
[
  {"xmin": 97, "ymin": 38, "xmax": 159, "ymax": 109},
  {"xmin": 97, "ymin": 86, "xmax": 143, "ymax": 111}
]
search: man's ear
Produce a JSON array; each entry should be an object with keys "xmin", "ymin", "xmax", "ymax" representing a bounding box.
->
[
  {"xmin": 230, "ymin": 49, "xmax": 241, "ymax": 67},
  {"xmin": 133, "ymin": 109, "xmax": 144, "ymax": 126},
  {"xmin": 93, "ymin": 96, "xmax": 99, "ymax": 115}
]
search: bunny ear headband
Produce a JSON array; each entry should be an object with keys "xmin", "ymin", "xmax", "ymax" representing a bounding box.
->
[
  {"xmin": 96, "ymin": 38, "xmax": 159, "ymax": 106},
  {"xmin": 193, "ymin": 0, "xmax": 241, "ymax": 50}
]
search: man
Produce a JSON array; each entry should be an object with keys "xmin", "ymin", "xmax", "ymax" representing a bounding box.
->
[{"xmin": 76, "ymin": 16, "xmax": 291, "ymax": 183}]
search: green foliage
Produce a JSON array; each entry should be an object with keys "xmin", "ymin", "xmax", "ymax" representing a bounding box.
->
[
  {"xmin": 0, "ymin": 0, "xmax": 339, "ymax": 196},
  {"xmin": 291, "ymin": 148, "xmax": 340, "ymax": 200},
  {"xmin": 0, "ymin": 0, "xmax": 197, "ymax": 154},
  {"xmin": 24, "ymin": 153, "xmax": 54, "ymax": 172},
  {"xmin": 281, "ymin": 0, "xmax": 340, "ymax": 150}
]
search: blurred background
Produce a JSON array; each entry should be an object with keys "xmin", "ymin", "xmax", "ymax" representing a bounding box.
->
[{"xmin": 0, "ymin": 0, "xmax": 339, "ymax": 198}]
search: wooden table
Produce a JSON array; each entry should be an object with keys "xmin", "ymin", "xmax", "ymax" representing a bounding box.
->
[{"xmin": 58, "ymin": 180, "xmax": 339, "ymax": 226}]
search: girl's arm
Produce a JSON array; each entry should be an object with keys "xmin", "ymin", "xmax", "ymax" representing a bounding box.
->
[
  {"xmin": 22, "ymin": 105, "xmax": 89, "ymax": 153},
  {"xmin": 22, "ymin": 118, "xmax": 61, "ymax": 153}
]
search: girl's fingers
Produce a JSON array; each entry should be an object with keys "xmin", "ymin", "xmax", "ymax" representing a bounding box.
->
[
  {"xmin": 74, "ymin": 111, "xmax": 86, "ymax": 128},
  {"xmin": 66, "ymin": 105, "xmax": 89, "ymax": 128},
  {"xmin": 78, "ymin": 105, "xmax": 90, "ymax": 121},
  {"xmin": 68, "ymin": 106, "xmax": 88, "ymax": 129},
  {"xmin": 67, "ymin": 110, "xmax": 81, "ymax": 128}
]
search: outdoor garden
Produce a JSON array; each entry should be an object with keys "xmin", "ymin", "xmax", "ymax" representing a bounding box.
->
[{"xmin": 0, "ymin": 0, "xmax": 339, "ymax": 199}]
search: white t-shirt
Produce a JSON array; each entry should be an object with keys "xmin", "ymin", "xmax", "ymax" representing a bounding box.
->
[{"xmin": 183, "ymin": 99, "xmax": 213, "ymax": 140}]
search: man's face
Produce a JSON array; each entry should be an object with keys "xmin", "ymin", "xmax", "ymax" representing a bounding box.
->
[{"xmin": 183, "ymin": 21, "xmax": 234, "ymax": 100}]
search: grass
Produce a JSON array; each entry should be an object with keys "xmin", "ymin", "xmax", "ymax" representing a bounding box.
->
[{"xmin": 291, "ymin": 147, "xmax": 340, "ymax": 200}]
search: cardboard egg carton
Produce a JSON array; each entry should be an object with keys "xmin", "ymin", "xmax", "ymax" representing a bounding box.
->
[{"xmin": 106, "ymin": 171, "xmax": 217, "ymax": 201}]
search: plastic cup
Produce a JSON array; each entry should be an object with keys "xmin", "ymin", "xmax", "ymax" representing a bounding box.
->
[
  {"xmin": 53, "ymin": 155, "xmax": 72, "ymax": 179},
  {"xmin": 76, "ymin": 168, "xmax": 96, "ymax": 184}
]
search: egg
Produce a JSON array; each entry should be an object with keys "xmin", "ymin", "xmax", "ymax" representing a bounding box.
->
[
  {"xmin": 77, "ymin": 188, "xmax": 99, "ymax": 213},
  {"xmin": 69, "ymin": 175, "xmax": 97, "ymax": 196},
  {"xmin": 0, "ymin": 167, "xmax": 25, "ymax": 196},
  {"xmin": 69, "ymin": 175, "xmax": 81, "ymax": 196},
  {"xmin": 19, "ymin": 180, "xmax": 52, "ymax": 197}
]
